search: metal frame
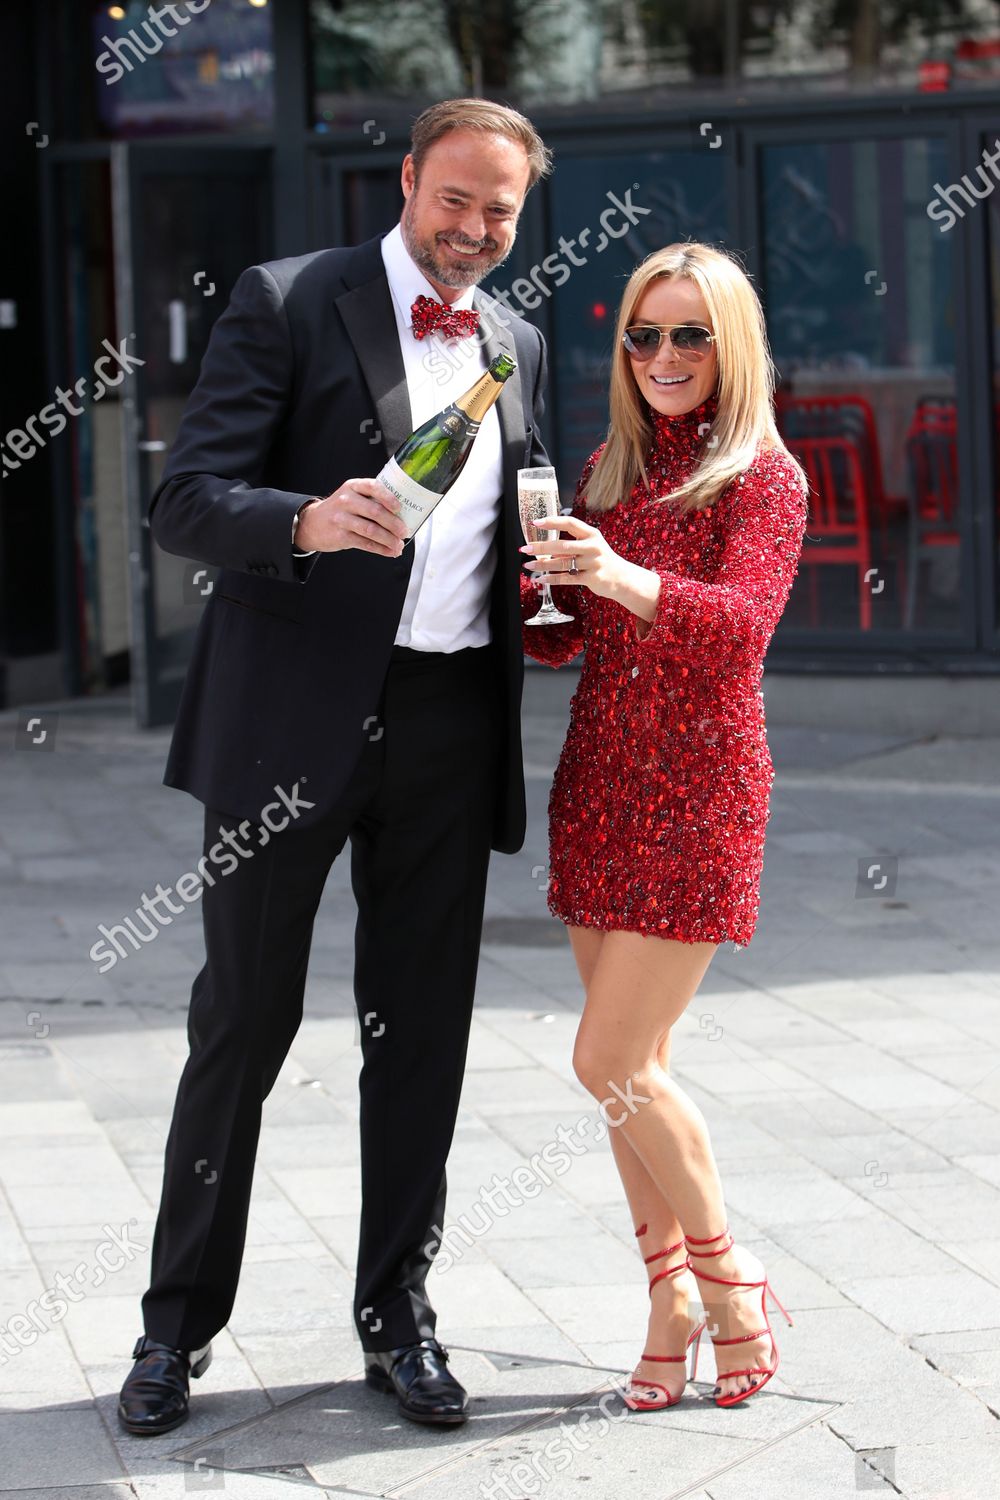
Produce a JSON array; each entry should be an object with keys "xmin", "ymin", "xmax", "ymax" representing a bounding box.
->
[
  {"xmin": 109, "ymin": 143, "xmax": 143, "ymax": 721},
  {"xmin": 37, "ymin": 151, "xmax": 83, "ymax": 697},
  {"xmin": 960, "ymin": 109, "xmax": 1000, "ymax": 658},
  {"xmin": 742, "ymin": 109, "xmax": 978, "ymax": 662},
  {"xmin": 113, "ymin": 142, "xmax": 272, "ymax": 727}
]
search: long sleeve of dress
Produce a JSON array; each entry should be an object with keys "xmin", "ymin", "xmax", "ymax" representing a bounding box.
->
[
  {"xmin": 520, "ymin": 448, "xmax": 603, "ymax": 669},
  {"xmin": 632, "ymin": 447, "xmax": 808, "ymax": 673}
]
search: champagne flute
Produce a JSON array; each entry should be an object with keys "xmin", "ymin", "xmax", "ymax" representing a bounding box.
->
[{"xmin": 518, "ymin": 466, "xmax": 575, "ymax": 627}]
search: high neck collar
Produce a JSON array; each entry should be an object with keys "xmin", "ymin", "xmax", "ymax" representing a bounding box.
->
[{"xmin": 648, "ymin": 390, "xmax": 719, "ymax": 444}]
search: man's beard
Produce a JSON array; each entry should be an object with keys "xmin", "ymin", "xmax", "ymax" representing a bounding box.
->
[{"xmin": 401, "ymin": 196, "xmax": 513, "ymax": 289}]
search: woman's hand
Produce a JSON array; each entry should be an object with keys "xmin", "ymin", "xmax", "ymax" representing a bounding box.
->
[
  {"xmin": 521, "ymin": 514, "xmax": 663, "ymax": 629},
  {"xmin": 520, "ymin": 514, "xmax": 627, "ymax": 600}
]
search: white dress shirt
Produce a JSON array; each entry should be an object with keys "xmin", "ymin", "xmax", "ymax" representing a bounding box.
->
[{"xmin": 379, "ymin": 222, "xmax": 504, "ymax": 652}]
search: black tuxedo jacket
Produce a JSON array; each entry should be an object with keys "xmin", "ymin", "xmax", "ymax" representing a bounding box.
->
[{"xmin": 148, "ymin": 231, "xmax": 549, "ymax": 854}]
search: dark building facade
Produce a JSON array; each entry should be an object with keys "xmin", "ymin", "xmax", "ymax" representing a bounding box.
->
[{"xmin": 2, "ymin": 0, "xmax": 1000, "ymax": 724}]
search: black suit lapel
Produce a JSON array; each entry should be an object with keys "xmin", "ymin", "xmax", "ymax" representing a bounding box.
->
[
  {"xmin": 333, "ymin": 236, "xmax": 413, "ymax": 461},
  {"xmin": 335, "ymin": 239, "xmax": 527, "ymax": 470},
  {"xmin": 474, "ymin": 290, "xmax": 522, "ymax": 507},
  {"xmin": 333, "ymin": 242, "xmax": 527, "ymax": 612}
]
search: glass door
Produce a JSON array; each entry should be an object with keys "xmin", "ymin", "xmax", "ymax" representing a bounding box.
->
[
  {"xmin": 111, "ymin": 143, "xmax": 271, "ymax": 726},
  {"xmin": 746, "ymin": 115, "xmax": 978, "ymax": 649}
]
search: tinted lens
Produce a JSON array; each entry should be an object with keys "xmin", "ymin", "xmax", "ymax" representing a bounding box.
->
[
  {"xmin": 671, "ymin": 326, "xmax": 713, "ymax": 360},
  {"xmin": 623, "ymin": 327, "xmax": 662, "ymax": 360}
]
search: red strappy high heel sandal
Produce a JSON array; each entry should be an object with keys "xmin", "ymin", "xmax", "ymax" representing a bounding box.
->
[
  {"xmin": 684, "ymin": 1225, "xmax": 793, "ymax": 1408},
  {"xmin": 623, "ymin": 1223, "xmax": 707, "ymax": 1412}
]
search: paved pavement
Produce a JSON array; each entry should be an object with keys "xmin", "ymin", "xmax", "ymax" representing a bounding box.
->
[{"xmin": 1, "ymin": 670, "xmax": 999, "ymax": 1499}]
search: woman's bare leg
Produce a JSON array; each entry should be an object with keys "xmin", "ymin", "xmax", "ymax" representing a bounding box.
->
[
  {"xmin": 567, "ymin": 927, "xmax": 695, "ymax": 1400},
  {"xmin": 570, "ymin": 928, "xmax": 778, "ymax": 1400},
  {"xmin": 568, "ymin": 927, "xmax": 684, "ymax": 1239}
]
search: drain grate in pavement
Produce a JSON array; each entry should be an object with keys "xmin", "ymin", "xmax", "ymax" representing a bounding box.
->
[{"xmin": 480, "ymin": 916, "xmax": 565, "ymax": 947}]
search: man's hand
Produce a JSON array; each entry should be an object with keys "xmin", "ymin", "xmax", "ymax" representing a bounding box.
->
[{"xmin": 296, "ymin": 479, "xmax": 408, "ymax": 556}]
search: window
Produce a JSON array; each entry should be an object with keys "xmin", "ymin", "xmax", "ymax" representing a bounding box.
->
[{"xmin": 760, "ymin": 133, "xmax": 960, "ymax": 634}]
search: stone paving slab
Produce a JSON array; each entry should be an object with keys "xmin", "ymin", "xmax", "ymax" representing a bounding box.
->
[
  {"xmin": 165, "ymin": 1343, "xmax": 836, "ymax": 1500},
  {"xmin": 888, "ymin": 1438, "xmax": 1000, "ymax": 1500},
  {"xmin": 0, "ymin": 1332, "xmax": 94, "ymax": 1413},
  {"xmin": 0, "ymin": 1408, "xmax": 128, "ymax": 1490},
  {"xmin": 3, "ymin": 697, "xmax": 1000, "ymax": 1497},
  {"xmin": 166, "ymin": 1347, "xmax": 628, "ymax": 1492},
  {"xmin": 704, "ymin": 1419, "xmax": 897, "ymax": 1499},
  {"xmin": 2, "ymin": 1491, "xmax": 139, "ymax": 1500},
  {"xmin": 839, "ymin": 1267, "xmax": 1000, "ymax": 1337}
]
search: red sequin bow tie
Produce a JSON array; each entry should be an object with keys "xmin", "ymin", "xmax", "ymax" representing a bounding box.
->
[{"xmin": 410, "ymin": 294, "xmax": 480, "ymax": 341}]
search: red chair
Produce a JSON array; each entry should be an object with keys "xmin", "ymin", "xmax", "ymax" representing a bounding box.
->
[
  {"xmin": 777, "ymin": 393, "xmax": 904, "ymax": 552},
  {"xmin": 787, "ymin": 435, "xmax": 875, "ymax": 630},
  {"xmin": 908, "ymin": 396, "xmax": 956, "ymax": 436}
]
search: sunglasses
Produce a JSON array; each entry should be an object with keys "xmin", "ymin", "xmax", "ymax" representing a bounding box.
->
[{"xmin": 623, "ymin": 324, "xmax": 717, "ymax": 363}]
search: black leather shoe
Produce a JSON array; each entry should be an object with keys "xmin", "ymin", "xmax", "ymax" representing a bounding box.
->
[
  {"xmin": 117, "ymin": 1335, "xmax": 212, "ymax": 1435},
  {"xmin": 364, "ymin": 1337, "xmax": 468, "ymax": 1425}
]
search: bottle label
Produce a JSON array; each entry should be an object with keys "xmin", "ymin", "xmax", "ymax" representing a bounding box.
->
[{"xmin": 377, "ymin": 456, "xmax": 442, "ymax": 538}]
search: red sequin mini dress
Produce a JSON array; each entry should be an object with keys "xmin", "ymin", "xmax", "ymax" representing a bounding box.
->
[{"xmin": 521, "ymin": 392, "xmax": 808, "ymax": 947}]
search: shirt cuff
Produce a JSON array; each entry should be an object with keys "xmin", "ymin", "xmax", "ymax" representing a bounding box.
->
[{"xmin": 291, "ymin": 496, "xmax": 322, "ymax": 558}]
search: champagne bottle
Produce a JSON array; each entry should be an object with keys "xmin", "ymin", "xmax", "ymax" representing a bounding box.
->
[{"xmin": 376, "ymin": 352, "xmax": 516, "ymax": 543}]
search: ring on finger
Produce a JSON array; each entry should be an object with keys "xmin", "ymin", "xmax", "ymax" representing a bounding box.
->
[{"xmin": 569, "ymin": 556, "xmax": 579, "ymax": 574}]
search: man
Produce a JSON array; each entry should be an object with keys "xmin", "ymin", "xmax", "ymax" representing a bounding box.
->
[{"xmin": 117, "ymin": 98, "xmax": 552, "ymax": 1436}]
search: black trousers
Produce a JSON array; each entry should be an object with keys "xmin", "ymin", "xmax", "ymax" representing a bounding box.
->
[{"xmin": 140, "ymin": 643, "xmax": 502, "ymax": 1352}]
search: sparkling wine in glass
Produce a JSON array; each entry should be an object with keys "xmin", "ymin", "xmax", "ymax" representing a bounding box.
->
[{"xmin": 518, "ymin": 466, "xmax": 575, "ymax": 627}]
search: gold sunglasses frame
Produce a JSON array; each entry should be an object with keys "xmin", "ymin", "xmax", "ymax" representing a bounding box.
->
[{"xmin": 622, "ymin": 323, "xmax": 717, "ymax": 361}]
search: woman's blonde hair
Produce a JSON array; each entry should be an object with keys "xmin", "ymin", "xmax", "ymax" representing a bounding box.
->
[{"xmin": 583, "ymin": 242, "xmax": 806, "ymax": 515}]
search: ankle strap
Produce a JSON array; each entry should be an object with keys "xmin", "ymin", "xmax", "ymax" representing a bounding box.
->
[
  {"xmin": 636, "ymin": 1225, "xmax": 686, "ymax": 1265},
  {"xmin": 643, "ymin": 1237, "xmax": 684, "ymax": 1267},
  {"xmin": 684, "ymin": 1226, "xmax": 734, "ymax": 1258},
  {"xmin": 636, "ymin": 1225, "xmax": 689, "ymax": 1290}
]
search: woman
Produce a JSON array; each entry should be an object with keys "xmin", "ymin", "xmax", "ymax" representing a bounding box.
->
[{"xmin": 520, "ymin": 242, "xmax": 807, "ymax": 1410}]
